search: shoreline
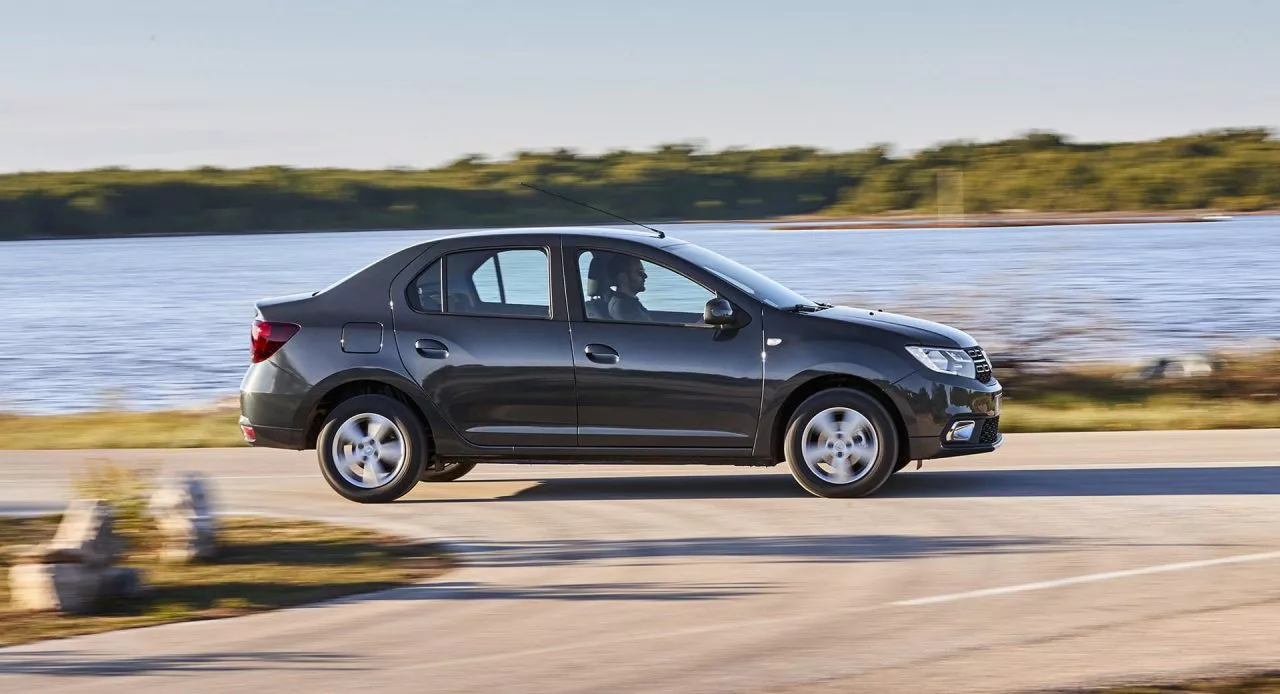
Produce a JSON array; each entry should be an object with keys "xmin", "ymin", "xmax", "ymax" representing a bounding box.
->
[
  {"xmin": 766, "ymin": 209, "xmax": 1253, "ymax": 231},
  {"xmin": 769, "ymin": 214, "xmax": 1228, "ymax": 231},
  {"xmin": 3, "ymin": 209, "xmax": 1272, "ymax": 244}
]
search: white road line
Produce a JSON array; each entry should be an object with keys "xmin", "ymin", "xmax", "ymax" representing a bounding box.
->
[
  {"xmin": 892, "ymin": 550, "xmax": 1280, "ymax": 607},
  {"xmin": 951, "ymin": 460, "xmax": 1280, "ymax": 470},
  {"xmin": 201, "ymin": 474, "xmax": 317, "ymax": 480}
]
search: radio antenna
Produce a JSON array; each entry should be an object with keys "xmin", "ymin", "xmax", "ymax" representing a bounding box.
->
[{"xmin": 520, "ymin": 182, "xmax": 665, "ymax": 238}]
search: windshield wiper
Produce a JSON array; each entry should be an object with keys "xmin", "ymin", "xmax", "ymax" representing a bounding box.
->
[{"xmin": 782, "ymin": 303, "xmax": 825, "ymax": 313}]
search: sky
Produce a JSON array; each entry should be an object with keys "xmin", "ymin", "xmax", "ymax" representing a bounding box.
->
[{"xmin": 2, "ymin": 0, "xmax": 1278, "ymax": 173}]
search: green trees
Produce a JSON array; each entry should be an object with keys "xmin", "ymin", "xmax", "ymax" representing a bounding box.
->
[{"xmin": 1, "ymin": 128, "xmax": 1276, "ymax": 240}]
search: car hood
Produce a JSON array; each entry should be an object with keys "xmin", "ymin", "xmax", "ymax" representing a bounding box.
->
[{"xmin": 808, "ymin": 306, "xmax": 977, "ymax": 348}]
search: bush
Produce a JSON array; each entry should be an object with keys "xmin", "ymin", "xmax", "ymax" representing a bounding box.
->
[{"xmin": 70, "ymin": 459, "xmax": 158, "ymax": 553}]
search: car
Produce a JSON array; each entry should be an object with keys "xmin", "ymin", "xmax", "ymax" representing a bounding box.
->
[{"xmin": 239, "ymin": 226, "xmax": 1002, "ymax": 502}]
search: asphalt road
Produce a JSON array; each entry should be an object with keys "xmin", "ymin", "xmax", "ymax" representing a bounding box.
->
[{"xmin": 1, "ymin": 429, "xmax": 1278, "ymax": 693}]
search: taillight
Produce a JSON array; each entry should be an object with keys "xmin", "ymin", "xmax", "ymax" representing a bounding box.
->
[{"xmin": 250, "ymin": 319, "xmax": 300, "ymax": 363}]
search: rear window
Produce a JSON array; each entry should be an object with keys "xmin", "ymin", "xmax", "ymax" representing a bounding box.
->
[{"xmin": 407, "ymin": 248, "xmax": 551, "ymax": 318}]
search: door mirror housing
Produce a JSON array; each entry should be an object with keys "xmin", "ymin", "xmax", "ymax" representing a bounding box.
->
[{"xmin": 703, "ymin": 297, "xmax": 735, "ymax": 326}]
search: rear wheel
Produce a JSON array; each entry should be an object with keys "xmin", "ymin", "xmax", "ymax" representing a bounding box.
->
[
  {"xmin": 419, "ymin": 461, "xmax": 477, "ymax": 483},
  {"xmin": 784, "ymin": 388, "xmax": 899, "ymax": 498},
  {"xmin": 317, "ymin": 394, "xmax": 426, "ymax": 503}
]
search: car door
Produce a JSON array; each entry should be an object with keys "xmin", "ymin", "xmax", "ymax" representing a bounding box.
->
[
  {"xmin": 391, "ymin": 237, "xmax": 577, "ymax": 447},
  {"xmin": 568, "ymin": 242, "xmax": 764, "ymax": 449}
]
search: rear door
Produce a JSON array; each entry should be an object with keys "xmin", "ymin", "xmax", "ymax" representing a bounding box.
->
[{"xmin": 390, "ymin": 236, "xmax": 576, "ymax": 447}]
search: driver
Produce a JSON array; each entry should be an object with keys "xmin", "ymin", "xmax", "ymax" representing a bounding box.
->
[{"xmin": 607, "ymin": 255, "xmax": 651, "ymax": 321}]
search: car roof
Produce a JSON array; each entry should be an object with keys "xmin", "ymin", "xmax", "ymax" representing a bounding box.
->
[{"xmin": 426, "ymin": 226, "xmax": 688, "ymax": 248}]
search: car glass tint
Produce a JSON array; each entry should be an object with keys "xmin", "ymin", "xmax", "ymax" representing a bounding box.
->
[
  {"xmin": 667, "ymin": 243, "xmax": 813, "ymax": 309},
  {"xmin": 446, "ymin": 248, "xmax": 550, "ymax": 318},
  {"xmin": 472, "ymin": 257, "xmax": 501, "ymax": 303},
  {"xmin": 407, "ymin": 258, "xmax": 442, "ymax": 313}
]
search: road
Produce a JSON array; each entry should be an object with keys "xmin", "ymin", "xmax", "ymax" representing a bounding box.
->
[{"xmin": 1, "ymin": 429, "xmax": 1278, "ymax": 693}]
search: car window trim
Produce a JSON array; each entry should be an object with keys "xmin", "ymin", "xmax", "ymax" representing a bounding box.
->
[
  {"xmin": 405, "ymin": 244, "xmax": 555, "ymax": 320},
  {"xmin": 572, "ymin": 246, "xmax": 724, "ymax": 329}
]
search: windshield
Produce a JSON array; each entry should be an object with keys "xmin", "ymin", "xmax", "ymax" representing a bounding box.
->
[{"xmin": 668, "ymin": 242, "xmax": 816, "ymax": 309}]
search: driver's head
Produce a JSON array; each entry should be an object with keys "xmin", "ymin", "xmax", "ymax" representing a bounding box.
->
[{"xmin": 609, "ymin": 255, "xmax": 647, "ymax": 296}]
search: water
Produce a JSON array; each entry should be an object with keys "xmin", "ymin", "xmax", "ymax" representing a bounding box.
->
[{"xmin": 3, "ymin": 216, "xmax": 1279, "ymax": 414}]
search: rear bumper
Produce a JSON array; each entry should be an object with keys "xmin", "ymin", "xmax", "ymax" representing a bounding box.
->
[
  {"xmin": 239, "ymin": 362, "xmax": 311, "ymax": 449},
  {"xmin": 238, "ymin": 416, "xmax": 306, "ymax": 450}
]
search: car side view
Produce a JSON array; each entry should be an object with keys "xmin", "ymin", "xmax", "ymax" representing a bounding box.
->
[{"xmin": 239, "ymin": 227, "xmax": 1002, "ymax": 502}]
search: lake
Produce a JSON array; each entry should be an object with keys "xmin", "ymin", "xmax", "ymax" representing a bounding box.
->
[{"xmin": 3, "ymin": 216, "xmax": 1279, "ymax": 414}]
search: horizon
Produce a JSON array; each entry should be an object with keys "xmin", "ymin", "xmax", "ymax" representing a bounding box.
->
[
  {"xmin": 4, "ymin": 125, "xmax": 1275, "ymax": 176},
  {"xmin": 3, "ymin": 1, "xmax": 1279, "ymax": 174}
]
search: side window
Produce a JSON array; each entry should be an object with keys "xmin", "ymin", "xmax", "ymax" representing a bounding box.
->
[
  {"xmin": 407, "ymin": 258, "xmax": 442, "ymax": 313},
  {"xmin": 445, "ymin": 248, "xmax": 550, "ymax": 318},
  {"xmin": 578, "ymin": 250, "xmax": 715, "ymax": 325}
]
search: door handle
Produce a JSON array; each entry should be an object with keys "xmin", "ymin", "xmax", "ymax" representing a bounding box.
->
[
  {"xmin": 415, "ymin": 338, "xmax": 449, "ymax": 359},
  {"xmin": 584, "ymin": 343, "xmax": 620, "ymax": 365}
]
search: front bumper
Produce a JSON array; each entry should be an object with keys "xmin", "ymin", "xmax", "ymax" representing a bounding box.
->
[
  {"xmin": 908, "ymin": 419, "xmax": 1003, "ymax": 460},
  {"xmin": 890, "ymin": 369, "xmax": 1003, "ymax": 461}
]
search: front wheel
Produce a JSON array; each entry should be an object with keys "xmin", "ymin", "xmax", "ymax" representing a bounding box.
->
[
  {"xmin": 784, "ymin": 388, "xmax": 899, "ymax": 498},
  {"xmin": 317, "ymin": 394, "xmax": 427, "ymax": 503}
]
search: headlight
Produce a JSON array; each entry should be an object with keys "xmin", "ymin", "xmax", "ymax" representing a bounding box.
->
[{"xmin": 905, "ymin": 346, "xmax": 976, "ymax": 379}]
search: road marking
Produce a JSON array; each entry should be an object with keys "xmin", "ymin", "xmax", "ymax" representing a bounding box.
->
[
  {"xmin": 396, "ymin": 549, "xmax": 1280, "ymax": 672},
  {"xmin": 201, "ymin": 474, "xmax": 316, "ymax": 480},
  {"xmin": 892, "ymin": 549, "xmax": 1280, "ymax": 607}
]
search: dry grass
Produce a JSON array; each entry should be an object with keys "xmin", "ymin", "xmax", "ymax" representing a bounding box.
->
[
  {"xmin": 0, "ymin": 515, "xmax": 452, "ymax": 647},
  {"xmin": 1002, "ymin": 397, "xmax": 1280, "ymax": 433},
  {"xmin": 1082, "ymin": 671, "xmax": 1280, "ymax": 693},
  {"xmin": 0, "ymin": 400, "xmax": 1276, "ymax": 452},
  {"xmin": 0, "ymin": 410, "xmax": 244, "ymax": 449}
]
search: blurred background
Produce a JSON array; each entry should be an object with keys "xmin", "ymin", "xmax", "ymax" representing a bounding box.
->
[{"xmin": 1, "ymin": 0, "xmax": 1278, "ymax": 441}]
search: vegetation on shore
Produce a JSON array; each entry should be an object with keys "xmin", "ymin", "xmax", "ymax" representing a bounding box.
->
[
  {"xmin": 0, "ymin": 410, "xmax": 244, "ymax": 449},
  {"xmin": 3, "ymin": 351, "xmax": 1277, "ymax": 449},
  {"xmin": 0, "ymin": 513, "xmax": 452, "ymax": 647},
  {"xmin": 3, "ymin": 128, "xmax": 1278, "ymax": 240}
]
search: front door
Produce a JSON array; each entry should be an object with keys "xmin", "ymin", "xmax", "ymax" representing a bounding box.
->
[
  {"xmin": 569, "ymin": 246, "xmax": 763, "ymax": 449},
  {"xmin": 392, "ymin": 241, "xmax": 576, "ymax": 447}
]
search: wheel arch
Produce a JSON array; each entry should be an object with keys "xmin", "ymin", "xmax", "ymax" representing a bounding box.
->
[
  {"xmin": 769, "ymin": 375, "xmax": 910, "ymax": 466},
  {"xmin": 300, "ymin": 370, "xmax": 445, "ymax": 452}
]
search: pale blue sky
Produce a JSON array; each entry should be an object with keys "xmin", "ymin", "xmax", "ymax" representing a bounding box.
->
[{"xmin": 2, "ymin": 0, "xmax": 1278, "ymax": 172}]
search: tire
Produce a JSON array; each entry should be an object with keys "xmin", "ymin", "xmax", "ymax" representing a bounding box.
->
[
  {"xmin": 419, "ymin": 461, "xmax": 477, "ymax": 483},
  {"xmin": 317, "ymin": 394, "xmax": 428, "ymax": 503},
  {"xmin": 784, "ymin": 388, "xmax": 899, "ymax": 499}
]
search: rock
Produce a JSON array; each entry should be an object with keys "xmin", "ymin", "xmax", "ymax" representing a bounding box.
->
[
  {"xmin": 11, "ymin": 545, "xmax": 87, "ymax": 565},
  {"xmin": 149, "ymin": 473, "xmax": 218, "ymax": 562},
  {"xmin": 7, "ymin": 500, "xmax": 145, "ymax": 614},
  {"xmin": 47, "ymin": 499, "xmax": 124, "ymax": 568},
  {"xmin": 1136, "ymin": 354, "xmax": 1216, "ymax": 380},
  {"xmin": 102, "ymin": 567, "xmax": 145, "ymax": 600},
  {"xmin": 9, "ymin": 560, "xmax": 103, "ymax": 613}
]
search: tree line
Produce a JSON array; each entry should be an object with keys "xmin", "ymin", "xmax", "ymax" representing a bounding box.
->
[{"xmin": 2, "ymin": 128, "xmax": 1277, "ymax": 240}]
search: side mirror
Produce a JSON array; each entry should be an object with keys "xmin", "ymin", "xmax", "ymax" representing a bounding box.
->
[{"xmin": 703, "ymin": 297, "xmax": 735, "ymax": 326}]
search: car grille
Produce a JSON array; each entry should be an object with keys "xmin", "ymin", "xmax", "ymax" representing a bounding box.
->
[
  {"xmin": 979, "ymin": 416, "xmax": 1000, "ymax": 444},
  {"xmin": 966, "ymin": 346, "xmax": 993, "ymax": 383}
]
